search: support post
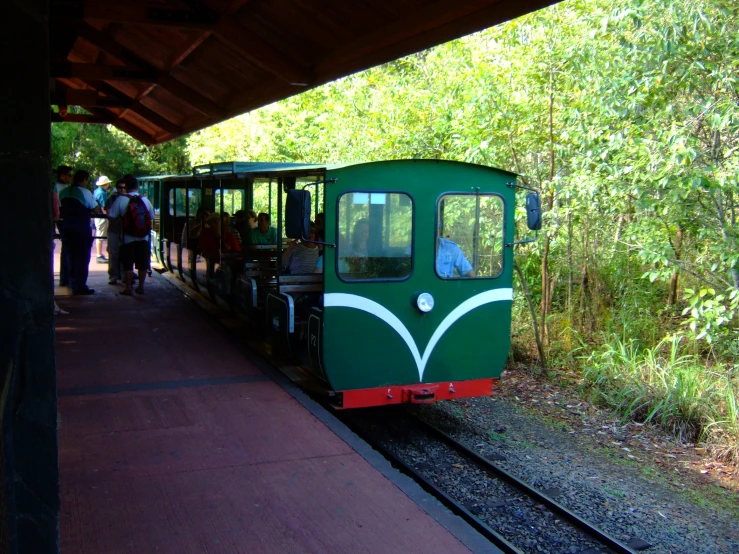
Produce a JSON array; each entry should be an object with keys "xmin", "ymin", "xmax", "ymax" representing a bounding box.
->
[{"xmin": 0, "ymin": 1, "xmax": 60, "ymax": 553}]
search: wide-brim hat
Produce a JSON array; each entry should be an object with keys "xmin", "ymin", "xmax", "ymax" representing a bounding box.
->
[{"xmin": 96, "ymin": 175, "xmax": 111, "ymax": 186}]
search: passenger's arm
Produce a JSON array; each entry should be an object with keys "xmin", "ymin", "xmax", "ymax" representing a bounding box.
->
[
  {"xmin": 281, "ymin": 243, "xmax": 295, "ymax": 268},
  {"xmin": 231, "ymin": 234, "xmax": 242, "ymax": 253},
  {"xmin": 455, "ymin": 246, "xmax": 474, "ymax": 278}
]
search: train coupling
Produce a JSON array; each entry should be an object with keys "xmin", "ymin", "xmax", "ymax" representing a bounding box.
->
[{"xmin": 403, "ymin": 385, "xmax": 439, "ymax": 404}]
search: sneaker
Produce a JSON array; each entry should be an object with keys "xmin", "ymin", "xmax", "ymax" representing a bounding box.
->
[
  {"xmin": 54, "ymin": 306, "xmax": 69, "ymax": 315},
  {"xmin": 97, "ymin": 256, "xmax": 109, "ymax": 264},
  {"xmin": 108, "ymin": 278, "xmax": 118, "ymax": 285}
]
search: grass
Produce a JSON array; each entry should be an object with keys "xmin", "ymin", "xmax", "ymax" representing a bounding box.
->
[
  {"xmin": 486, "ymin": 429, "xmax": 507, "ymax": 441},
  {"xmin": 602, "ymin": 485, "xmax": 626, "ymax": 499},
  {"xmin": 578, "ymin": 333, "xmax": 739, "ymax": 464}
]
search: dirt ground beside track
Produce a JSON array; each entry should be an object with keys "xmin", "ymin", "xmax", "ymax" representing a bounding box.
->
[{"xmin": 494, "ymin": 363, "xmax": 738, "ymax": 500}]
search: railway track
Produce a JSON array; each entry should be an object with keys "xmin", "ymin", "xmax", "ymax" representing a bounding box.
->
[{"xmin": 340, "ymin": 407, "xmax": 651, "ymax": 554}]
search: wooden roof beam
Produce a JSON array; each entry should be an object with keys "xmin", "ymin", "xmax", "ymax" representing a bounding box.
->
[
  {"xmin": 78, "ymin": 2, "xmax": 219, "ymax": 31},
  {"xmin": 50, "ymin": 112, "xmax": 117, "ymax": 124},
  {"xmin": 83, "ymin": 80, "xmax": 184, "ymax": 136},
  {"xmin": 316, "ymin": 0, "xmax": 560, "ymax": 78},
  {"xmin": 82, "ymin": 106, "xmax": 160, "ymax": 145},
  {"xmin": 74, "ymin": 2, "xmax": 310, "ymax": 85},
  {"xmin": 111, "ymin": 118, "xmax": 160, "ymax": 146},
  {"xmin": 50, "ymin": 87, "xmax": 132, "ymax": 108},
  {"xmin": 212, "ymin": 18, "xmax": 310, "ymax": 85},
  {"xmin": 76, "ymin": 23, "xmax": 226, "ymax": 119},
  {"xmin": 51, "ymin": 61, "xmax": 158, "ymax": 82}
]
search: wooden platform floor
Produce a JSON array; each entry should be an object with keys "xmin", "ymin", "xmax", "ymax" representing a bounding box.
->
[{"xmin": 54, "ymin": 251, "xmax": 487, "ymax": 553}]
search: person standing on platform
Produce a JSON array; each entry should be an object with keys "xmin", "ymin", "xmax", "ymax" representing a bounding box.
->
[
  {"xmin": 105, "ymin": 178, "xmax": 126, "ymax": 285},
  {"xmin": 51, "ymin": 186, "xmax": 68, "ymax": 315},
  {"xmin": 58, "ymin": 169, "xmax": 100, "ymax": 295},
  {"xmin": 107, "ymin": 175, "xmax": 154, "ymax": 296},
  {"xmin": 55, "ymin": 164, "xmax": 72, "ymax": 194},
  {"xmin": 55, "ymin": 165, "xmax": 73, "ymax": 286},
  {"xmin": 93, "ymin": 175, "xmax": 111, "ymax": 263}
]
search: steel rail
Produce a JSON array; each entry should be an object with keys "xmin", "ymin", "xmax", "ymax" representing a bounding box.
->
[
  {"xmin": 408, "ymin": 413, "xmax": 638, "ymax": 554},
  {"xmin": 359, "ymin": 426, "xmax": 524, "ymax": 554}
]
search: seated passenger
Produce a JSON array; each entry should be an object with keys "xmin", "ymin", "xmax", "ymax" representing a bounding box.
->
[
  {"xmin": 436, "ymin": 235, "xmax": 475, "ymax": 278},
  {"xmin": 220, "ymin": 213, "xmax": 241, "ymax": 254},
  {"xmin": 349, "ymin": 218, "xmax": 369, "ymax": 256},
  {"xmin": 200, "ymin": 212, "xmax": 242, "ymax": 259},
  {"xmin": 315, "ymin": 212, "xmax": 325, "ymax": 243},
  {"xmin": 283, "ymin": 222, "xmax": 319, "ymax": 274},
  {"xmin": 232, "ymin": 210, "xmax": 247, "ymax": 245},
  {"xmin": 250, "ymin": 212, "xmax": 277, "ymax": 245},
  {"xmin": 341, "ymin": 218, "xmax": 369, "ymax": 274},
  {"xmin": 247, "ymin": 209, "xmax": 257, "ymax": 230},
  {"xmin": 220, "ymin": 211, "xmax": 242, "ymax": 245},
  {"xmin": 182, "ymin": 206, "xmax": 210, "ymax": 248}
]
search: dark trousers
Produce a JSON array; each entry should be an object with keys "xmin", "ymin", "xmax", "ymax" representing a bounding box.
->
[
  {"xmin": 61, "ymin": 228, "xmax": 94, "ymax": 293},
  {"xmin": 58, "ymin": 223, "xmax": 68, "ymax": 285}
]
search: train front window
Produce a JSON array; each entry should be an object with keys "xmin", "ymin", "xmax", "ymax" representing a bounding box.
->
[
  {"xmin": 436, "ymin": 194, "xmax": 504, "ymax": 279},
  {"xmin": 337, "ymin": 192, "xmax": 413, "ymax": 281}
]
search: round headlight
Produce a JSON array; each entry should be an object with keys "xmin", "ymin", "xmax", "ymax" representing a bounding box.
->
[{"xmin": 416, "ymin": 293, "xmax": 434, "ymax": 313}]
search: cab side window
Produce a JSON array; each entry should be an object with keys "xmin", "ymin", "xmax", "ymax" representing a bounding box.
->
[
  {"xmin": 337, "ymin": 192, "xmax": 413, "ymax": 281},
  {"xmin": 169, "ymin": 188, "xmax": 201, "ymax": 217},
  {"xmin": 436, "ymin": 194, "xmax": 504, "ymax": 279}
]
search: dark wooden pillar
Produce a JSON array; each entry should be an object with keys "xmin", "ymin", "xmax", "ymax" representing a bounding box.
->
[{"xmin": 0, "ymin": 1, "xmax": 60, "ymax": 553}]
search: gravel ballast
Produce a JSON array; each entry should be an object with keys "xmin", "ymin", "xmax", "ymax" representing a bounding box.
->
[{"xmin": 413, "ymin": 382, "xmax": 739, "ymax": 554}]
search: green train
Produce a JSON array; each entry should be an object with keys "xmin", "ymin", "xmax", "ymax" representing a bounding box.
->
[{"xmin": 139, "ymin": 160, "xmax": 541, "ymax": 408}]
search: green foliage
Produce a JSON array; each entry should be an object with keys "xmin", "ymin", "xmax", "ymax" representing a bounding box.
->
[
  {"xmin": 581, "ymin": 334, "xmax": 738, "ymax": 462},
  {"xmin": 51, "ymin": 122, "xmax": 190, "ymax": 182},
  {"xmin": 682, "ymin": 287, "xmax": 739, "ymax": 345}
]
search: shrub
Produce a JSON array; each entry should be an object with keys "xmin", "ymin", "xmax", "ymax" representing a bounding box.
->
[{"xmin": 579, "ymin": 334, "xmax": 738, "ymax": 463}]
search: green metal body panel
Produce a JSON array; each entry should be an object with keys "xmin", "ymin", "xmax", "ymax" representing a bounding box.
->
[{"xmin": 320, "ymin": 160, "xmax": 516, "ymax": 391}]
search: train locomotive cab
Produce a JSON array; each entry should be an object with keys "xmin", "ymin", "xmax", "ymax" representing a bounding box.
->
[
  {"xmin": 150, "ymin": 160, "xmax": 526, "ymax": 409},
  {"xmin": 307, "ymin": 160, "xmax": 517, "ymax": 408}
]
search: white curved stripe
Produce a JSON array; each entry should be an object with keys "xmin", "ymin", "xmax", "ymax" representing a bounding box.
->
[
  {"xmin": 420, "ymin": 289, "xmax": 513, "ymax": 378},
  {"xmin": 323, "ymin": 293, "xmax": 423, "ymax": 371},
  {"xmin": 324, "ymin": 288, "xmax": 512, "ymax": 380}
]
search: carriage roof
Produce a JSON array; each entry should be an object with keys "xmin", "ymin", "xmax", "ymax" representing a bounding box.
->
[{"xmin": 190, "ymin": 159, "xmax": 518, "ymax": 180}]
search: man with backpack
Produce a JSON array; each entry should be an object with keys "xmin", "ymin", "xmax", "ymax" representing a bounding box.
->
[{"xmin": 107, "ymin": 174, "xmax": 154, "ymax": 296}]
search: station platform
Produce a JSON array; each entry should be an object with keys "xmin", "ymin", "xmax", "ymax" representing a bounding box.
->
[{"xmin": 54, "ymin": 249, "xmax": 496, "ymax": 553}]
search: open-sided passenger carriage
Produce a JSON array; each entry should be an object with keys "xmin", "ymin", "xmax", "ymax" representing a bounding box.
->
[{"xmin": 148, "ymin": 159, "xmax": 541, "ymax": 409}]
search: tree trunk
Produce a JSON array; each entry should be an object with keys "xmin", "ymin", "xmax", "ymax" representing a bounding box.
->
[
  {"xmin": 667, "ymin": 225, "xmax": 683, "ymax": 306},
  {"xmin": 540, "ymin": 58, "xmax": 556, "ymax": 345},
  {"xmin": 515, "ymin": 262, "xmax": 547, "ymax": 368},
  {"xmin": 611, "ymin": 213, "xmax": 624, "ymax": 258},
  {"xmin": 709, "ymin": 130, "xmax": 739, "ymax": 289},
  {"xmin": 567, "ymin": 206, "xmax": 573, "ymax": 315}
]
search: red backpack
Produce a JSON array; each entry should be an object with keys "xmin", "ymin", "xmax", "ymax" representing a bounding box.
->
[{"xmin": 122, "ymin": 195, "xmax": 152, "ymax": 237}]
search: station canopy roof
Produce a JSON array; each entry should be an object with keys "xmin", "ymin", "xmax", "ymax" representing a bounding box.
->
[{"xmin": 50, "ymin": 0, "xmax": 559, "ymax": 145}]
